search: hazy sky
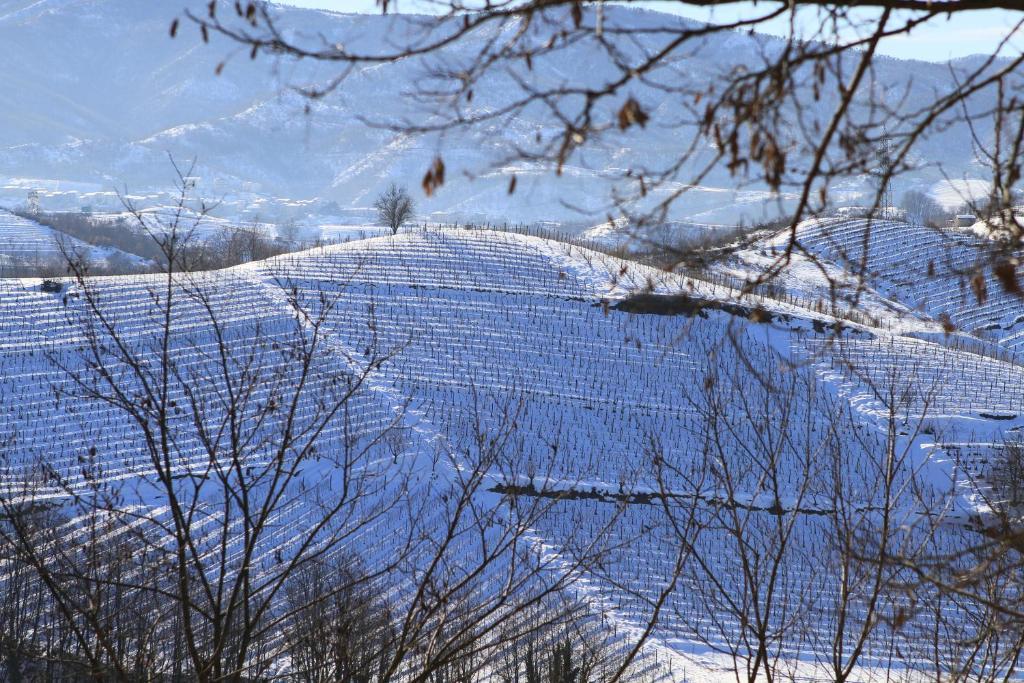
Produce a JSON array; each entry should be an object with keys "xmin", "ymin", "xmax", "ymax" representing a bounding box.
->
[{"xmin": 278, "ymin": 1, "xmax": 1020, "ymax": 63}]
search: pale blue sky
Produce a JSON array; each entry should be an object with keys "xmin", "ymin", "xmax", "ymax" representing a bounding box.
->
[{"xmin": 278, "ymin": 0, "xmax": 1022, "ymax": 63}]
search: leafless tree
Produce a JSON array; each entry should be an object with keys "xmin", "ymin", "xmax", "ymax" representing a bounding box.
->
[
  {"xmin": 376, "ymin": 183, "xmax": 415, "ymax": 236},
  {"xmin": 900, "ymin": 189, "xmax": 946, "ymax": 228},
  {"xmin": 279, "ymin": 555, "xmax": 398, "ymax": 683},
  {"xmin": 635, "ymin": 325, "xmax": 995, "ymax": 682}
]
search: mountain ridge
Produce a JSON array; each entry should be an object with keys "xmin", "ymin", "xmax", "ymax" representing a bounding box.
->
[{"xmin": 0, "ymin": 0, "xmax": 1001, "ymax": 226}]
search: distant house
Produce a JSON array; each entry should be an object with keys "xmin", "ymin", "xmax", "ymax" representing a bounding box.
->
[{"xmin": 950, "ymin": 214, "xmax": 976, "ymax": 228}]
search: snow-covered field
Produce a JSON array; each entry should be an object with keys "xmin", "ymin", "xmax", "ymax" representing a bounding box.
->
[
  {"xmin": 1, "ymin": 226, "xmax": 1020, "ymax": 679},
  {"xmin": 750, "ymin": 217, "xmax": 1024, "ymax": 347}
]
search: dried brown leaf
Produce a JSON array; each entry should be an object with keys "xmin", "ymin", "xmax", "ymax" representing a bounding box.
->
[
  {"xmin": 422, "ymin": 156, "xmax": 446, "ymax": 197},
  {"xmin": 995, "ymin": 260, "xmax": 1021, "ymax": 295},
  {"xmin": 617, "ymin": 97, "xmax": 649, "ymax": 131},
  {"xmin": 970, "ymin": 271, "xmax": 987, "ymax": 304},
  {"xmin": 938, "ymin": 312, "xmax": 956, "ymax": 335}
]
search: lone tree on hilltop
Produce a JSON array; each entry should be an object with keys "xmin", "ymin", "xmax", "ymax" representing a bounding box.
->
[{"xmin": 376, "ymin": 183, "xmax": 415, "ymax": 236}]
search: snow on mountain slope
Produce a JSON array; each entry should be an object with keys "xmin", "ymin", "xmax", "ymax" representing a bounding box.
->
[
  {"xmin": 0, "ymin": 227, "xmax": 1015, "ymax": 679},
  {"xmin": 0, "ymin": 0, "xmax": 1008, "ymax": 227},
  {"xmin": 929, "ymin": 179, "xmax": 993, "ymax": 211}
]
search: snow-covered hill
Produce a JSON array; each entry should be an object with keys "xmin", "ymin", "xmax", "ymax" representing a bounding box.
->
[
  {"xmin": 1, "ymin": 227, "xmax": 1019, "ymax": 679},
  {"xmin": 749, "ymin": 217, "xmax": 1024, "ymax": 348}
]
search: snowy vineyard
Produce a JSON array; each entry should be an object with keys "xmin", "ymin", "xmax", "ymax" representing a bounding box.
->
[
  {"xmin": 0, "ymin": 226, "xmax": 1020, "ymax": 681},
  {"xmin": 786, "ymin": 217, "xmax": 1024, "ymax": 345}
]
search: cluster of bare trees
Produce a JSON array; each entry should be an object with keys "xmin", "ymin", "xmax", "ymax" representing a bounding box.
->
[
  {"xmin": 899, "ymin": 190, "xmax": 947, "ymax": 229},
  {"xmin": 174, "ymin": 221, "xmax": 289, "ymax": 270}
]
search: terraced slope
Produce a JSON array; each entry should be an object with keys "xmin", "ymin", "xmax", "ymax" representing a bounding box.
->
[
  {"xmin": 0, "ymin": 209, "xmax": 142, "ymax": 273},
  {"xmin": 0, "ymin": 228, "xmax": 1016, "ymax": 680},
  {"xmin": 768, "ymin": 217, "xmax": 1024, "ymax": 346}
]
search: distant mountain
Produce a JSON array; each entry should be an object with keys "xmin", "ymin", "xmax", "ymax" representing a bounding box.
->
[{"xmin": 0, "ymin": 0, "xmax": 1002, "ymax": 227}]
